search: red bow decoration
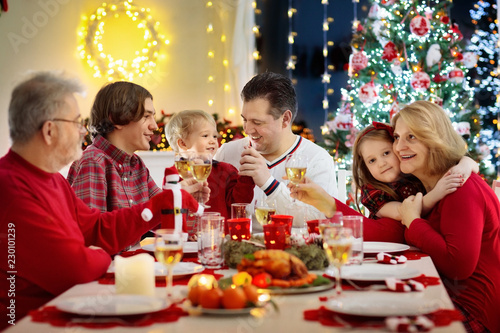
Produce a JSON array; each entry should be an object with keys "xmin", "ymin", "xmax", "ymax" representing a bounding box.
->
[
  {"xmin": 360, "ymin": 122, "xmax": 394, "ymax": 140},
  {"xmin": 386, "ymin": 277, "xmax": 425, "ymax": 292},
  {"xmin": 377, "ymin": 252, "xmax": 407, "ymax": 264}
]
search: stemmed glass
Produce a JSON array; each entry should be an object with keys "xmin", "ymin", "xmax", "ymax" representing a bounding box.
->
[
  {"xmin": 188, "ymin": 152, "xmax": 212, "ymax": 208},
  {"xmin": 285, "ymin": 154, "xmax": 308, "ymax": 202},
  {"xmin": 254, "ymin": 197, "xmax": 277, "ymax": 226},
  {"xmin": 154, "ymin": 229, "xmax": 184, "ymax": 301},
  {"xmin": 174, "ymin": 151, "xmax": 192, "ymax": 179},
  {"xmin": 322, "ymin": 226, "xmax": 353, "ymax": 296}
]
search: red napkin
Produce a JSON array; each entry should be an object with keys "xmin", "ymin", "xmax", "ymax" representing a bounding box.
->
[
  {"xmin": 29, "ymin": 304, "xmax": 188, "ymax": 328},
  {"xmin": 303, "ymin": 306, "xmax": 463, "ymax": 330},
  {"xmin": 98, "ymin": 268, "xmax": 223, "ymax": 286}
]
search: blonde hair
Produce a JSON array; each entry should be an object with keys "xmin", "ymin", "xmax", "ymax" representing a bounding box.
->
[
  {"xmin": 352, "ymin": 123, "xmax": 401, "ymax": 208},
  {"xmin": 392, "ymin": 100, "xmax": 467, "ymax": 177},
  {"xmin": 165, "ymin": 110, "xmax": 217, "ymax": 152}
]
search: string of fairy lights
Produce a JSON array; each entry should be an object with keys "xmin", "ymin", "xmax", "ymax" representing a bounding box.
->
[{"xmin": 77, "ymin": 0, "xmax": 169, "ymax": 81}]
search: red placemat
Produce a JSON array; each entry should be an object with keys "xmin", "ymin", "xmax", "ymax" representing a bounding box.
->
[
  {"xmin": 304, "ymin": 306, "xmax": 463, "ymax": 329},
  {"xmin": 403, "ymin": 250, "xmax": 429, "ymax": 260},
  {"xmin": 30, "ymin": 304, "xmax": 188, "ymax": 328}
]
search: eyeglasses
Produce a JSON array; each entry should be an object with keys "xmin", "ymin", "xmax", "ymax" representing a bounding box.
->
[{"xmin": 51, "ymin": 117, "xmax": 86, "ymax": 130}]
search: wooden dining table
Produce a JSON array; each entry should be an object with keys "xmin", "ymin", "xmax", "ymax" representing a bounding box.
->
[{"xmin": 4, "ymin": 246, "xmax": 466, "ymax": 333}]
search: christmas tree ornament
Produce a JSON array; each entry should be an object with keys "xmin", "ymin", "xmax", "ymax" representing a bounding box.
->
[
  {"xmin": 454, "ymin": 121, "xmax": 471, "ymax": 137},
  {"xmin": 440, "ymin": 15, "xmax": 450, "ymax": 24},
  {"xmin": 451, "ymin": 23, "xmax": 463, "ymax": 41},
  {"xmin": 462, "ymin": 52, "xmax": 478, "ymax": 69},
  {"xmin": 334, "ymin": 112, "xmax": 353, "ymax": 130},
  {"xmin": 429, "ymin": 94, "xmax": 443, "ymax": 106},
  {"xmin": 448, "ymin": 67, "xmax": 464, "ymax": 84},
  {"xmin": 359, "ymin": 81, "xmax": 379, "ymax": 105},
  {"xmin": 380, "ymin": 0, "xmax": 395, "ymax": 5},
  {"xmin": 391, "ymin": 59, "xmax": 403, "ymax": 75},
  {"xmin": 410, "ymin": 71, "xmax": 431, "ymax": 91},
  {"xmin": 433, "ymin": 73, "xmax": 447, "ymax": 83},
  {"xmin": 389, "ymin": 100, "xmax": 399, "ymax": 120},
  {"xmin": 426, "ymin": 44, "xmax": 442, "ymax": 68},
  {"xmin": 351, "ymin": 51, "xmax": 368, "ymax": 72},
  {"xmin": 368, "ymin": 3, "xmax": 380, "ymax": 19},
  {"xmin": 382, "ymin": 41, "xmax": 398, "ymax": 62},
  {"xmin": 410, "ymin": 15, "xmax": 430, "ymax": 37}
]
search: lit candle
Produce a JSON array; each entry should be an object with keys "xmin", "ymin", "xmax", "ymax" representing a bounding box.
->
[{"xmin": 115, "ymin": 254, "xmax": 155, "ymax": 297}]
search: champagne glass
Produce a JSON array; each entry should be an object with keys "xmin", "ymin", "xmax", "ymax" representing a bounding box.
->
[
  {"xmin": 322, "ymin": 226, "xmax": 353, "ymax": 296},
  {"xmin": 189, "ymin": 152, "xmax": 212, "ymax": 208},
  {"xmin": 154, "ymin": 229, "xmax": 184, "ymax": 301},
  {"xmin": 174, "ymin": 151, "xmax": 192, "ymax": 179},
  {"xmin": 285, "ymin": 154, "xmax": 308, "ymax": 202},
  {"xmin": 254, "ymin": 197, "xmax": 277, "ymax": 226}
]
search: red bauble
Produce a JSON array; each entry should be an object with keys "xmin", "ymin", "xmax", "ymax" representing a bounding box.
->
[
  {"xmin": 382, "ymin": 41, "xmax": 398, "ymax": 62},
  {"xmin": 448, "ymin": 68, "xmax": 464, "ymax": 84},
  {"xmin": 351, "ymin": 51, "xmax": 368, "ymax": 72},
  {"xmin": 381, "ymin": 0, "xmax": 395, "ymax": 5},
  {"xmin": 410, "ymin": 15, "xmax": 430, "ymax": 37},
  {"xmin": 433, "ymin": 73, "xmax": 447, "ymax": 83},
  {"xmin": 359, "ymin": 82, "xmax": 378, "ymax": 105},
  {"xmin": 411, "ymin": 71, "xmax": 431, "ymax": 91},
  {"xmin": 440, "ymin": 16, "xmax": 450, "ymax": 24}
]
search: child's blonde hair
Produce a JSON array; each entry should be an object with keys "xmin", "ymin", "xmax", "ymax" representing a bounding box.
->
[
  {"xmin": 165, "ymin": 110, "xmax": 217, "ymax": 152},
  {"xmin": 352, "ymin": 122, "xmax": 401, "ymax": 209}
]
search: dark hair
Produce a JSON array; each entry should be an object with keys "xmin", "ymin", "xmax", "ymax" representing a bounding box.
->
[
  {"xmin": 241, "ymin": 72, "xmax": 297, "ymax": 121},
  {"xmin": 90, "ymin": 81, "xmax": 153, "ymax": 137}
]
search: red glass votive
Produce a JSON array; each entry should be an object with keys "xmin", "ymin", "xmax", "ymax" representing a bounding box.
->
[
  {"xmin": 270, "ymin": 215, "xmax": 293, "ymax": 236},
  {"xmin": 263, "ymin": 224, "xmax": 287, "ymax": 250},
  {"xmin": 306, "ymin": 219, "xmax": 319, "ymax": 234},
  {"xmin": 226, "ymin": 218, "xmax": 251, "ymax": 241}
]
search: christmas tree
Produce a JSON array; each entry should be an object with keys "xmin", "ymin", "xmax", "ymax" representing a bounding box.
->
[
  {"xmin": 322, "ymin": 0, "xmax": 485, "ymax": 177},
  {"xmin": 467, "ymin": 0, "xmax": 500, "ymax": 181}
]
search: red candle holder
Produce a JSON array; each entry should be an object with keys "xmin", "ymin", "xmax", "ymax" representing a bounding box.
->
[
  {"xmin": 226, "ymin": 218, "xmax": 251, "ymax": 241},
  {"xmin": 270, "ymin": 215, "xmax": 293, "ymax": 236},
  {"xmin": 263, "ymin": 224, "xmax": 287, "ymax": 250},
  {"xmin": 306, "ymin": 219, "xmax": 319, "ymax": 234}
]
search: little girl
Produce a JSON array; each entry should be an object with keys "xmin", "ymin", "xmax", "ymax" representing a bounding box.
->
[
  {"xmin": 165, "ymin": 110, "xmax": 254, "ymax": 231},
  {"xmin": 352, "ymin": 122, "xmax": 478, "ymax": 220}
]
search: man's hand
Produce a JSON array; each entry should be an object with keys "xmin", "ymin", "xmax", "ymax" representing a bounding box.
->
[
  {"xmin": 239, "ymin": 146, "xmax": 271, "ymax": 187},
  {"xmin": 399, "ymin": 192, "xmax": 423, "ymax": 228},
  {"xmin": 180, "ymin": 178, "xmax": 210, "ymax": 203}
]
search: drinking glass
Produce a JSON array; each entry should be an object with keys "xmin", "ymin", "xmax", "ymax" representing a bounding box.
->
[
  {"xmin": 189, "ymin": 152, "xmax": 212, "ymax": 207},
  {"xmin": 285, "ymin": 154, "xmax": 308, "ymax": 202},
  {"xmin": 322, "ymin": 226, "xmax": 353, "ymax": 296},
  {"xmin": 254, "ymin": 197, "xmax": 276, "ymax": 226},
  {"xmin": 154, "ymin": 229, "xmax": 184, "ymax": 300},
  {"xmin": 174, "ymin": 151, "xmax": 192, "ymax": 179}
]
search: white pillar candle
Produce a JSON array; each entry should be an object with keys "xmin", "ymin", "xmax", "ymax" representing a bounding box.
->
[{"xmin": 115, "ymin": 253, "xmax": 155, "ymax": 297}]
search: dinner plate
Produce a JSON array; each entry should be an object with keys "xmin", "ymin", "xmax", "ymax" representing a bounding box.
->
[
  {"xmin": 363, "ymin": 241, "xmax": 410, "ymax": 254},
  {"xmin": 56, "ymin": 295, "xmax": 169, "ymax": 316},
  {"xmin": 257, "ymin": 281, "xmax": 334, "ymax": 295},
  {"xmin": 326, "ymin": 293, "xmax": 438, "ymax": 317},
  {"xmin": 186, "ymin": 305, "xmax": 259, "ymax": 316},
  {"xmin": 108, "ymin": 262, "xmax": 203, "ymax": 278},
  {"xmin": 339, "ymin": 264, "xmax": 420, "ymax": 281},
  {"xmin": 142, "ymin": 241, "xmax": 198, "ymax": 254}
]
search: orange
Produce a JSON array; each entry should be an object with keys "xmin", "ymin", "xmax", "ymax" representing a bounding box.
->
[
  {"xmin": 222, "ymin": 286, "xmax": 247, "ymax": 309},
  {"xmin": 242, "ymin": 284, "xmax": 259, "ymax": 303},
  {"xmin": 188, "ymin": 285, "xmax": 208, "ymax": 306},
  {"xmin": 199, "ymin": 287, "xmax": 223, "ymax": 309}
]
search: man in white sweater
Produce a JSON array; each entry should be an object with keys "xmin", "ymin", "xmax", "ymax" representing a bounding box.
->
[{"xmin": 214, "ymin": 72, "xmax": 338, "ymax": 232}]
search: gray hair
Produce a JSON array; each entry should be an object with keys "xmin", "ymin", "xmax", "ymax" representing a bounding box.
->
[{"xmin": 8, "ymin": 71, "xmax": 84, "ymax": 144}]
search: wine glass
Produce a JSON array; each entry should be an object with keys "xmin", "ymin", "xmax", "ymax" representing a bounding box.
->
[
  {"xmin": 254, "ymin": 197, "xmax": 277, "ymax": 226},
  {"xmin": 174, "ymin": 151, "xmax": 192, "ymax": 179},
  {"xmin": 188, "ymin": 152, "xmax": 212, "ymax": 208},
  {"xmin": 285, "ymin": 154, "xmax": 308, "ymax": 202},
  {"xmin": 322, "ymin": 226, "xmax": 353, "ymax": 296},
  {"xmin": 154, "ymin": 229, "xmax": 184, "ymax": 301}
]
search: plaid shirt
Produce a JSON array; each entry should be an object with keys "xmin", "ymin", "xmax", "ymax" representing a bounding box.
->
[
  {"xmin": 360, "ymin": 177, "xmax": 425, "ymax": 219},
  {"xmin": 67, "ymin": 135, "xmax": 161, "ymax": 212}
]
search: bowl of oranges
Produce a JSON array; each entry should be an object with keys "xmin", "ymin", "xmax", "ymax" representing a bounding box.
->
[{"xmin": 184, "ymin": 272, "xmax": 273, "ymax": 315}]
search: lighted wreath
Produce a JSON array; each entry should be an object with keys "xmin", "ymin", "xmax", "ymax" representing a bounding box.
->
[{"xmin": 77, "ymin": 0, "xmax": 168, "ymax": 81}]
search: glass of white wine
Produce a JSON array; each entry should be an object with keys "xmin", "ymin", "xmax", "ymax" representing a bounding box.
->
[
  {"xmin": 285, "ymin": 154, "xmax": 308, "ymax": 202},
  {"xmin": 322, "ymin": 226, "xmax": 353, "ymax": 296},
  {"xmin": 188, "ymin": 152, "xmax": 212, "ymax": 208},
  {"xmin": 254, "ymin": 197, "xmax": 277, "ymax": 226},
  {"xmin": 174, "ymin": 151, "xmax": 192, "ymax": 179},
  {"xmin": 154, "ymin": 229, "xmax": 184, "ymax": 301}
]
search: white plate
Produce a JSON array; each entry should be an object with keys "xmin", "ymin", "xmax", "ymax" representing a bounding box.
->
[
  {"xmin": 258, "ymin": 281, "xmax": 334, "ymax": 295},
  {"xmin": 339, "ymin": 263, "xmax": 420, "ymax": 281},
  {"xmin": 142, "ymin": 242, "xmax": 198, "ymax": 254},
  {"xmin": 326, "ymin": 293, "xmax": 438, "ymax": 317},
  {"xmin": 188, "ymin": 306, "xmax": 257, "ymax": 316},
  {"xmin": 108, "ymin": 262, "xmax": 203, "ymax": 278},
  {"xmin": 56, "ymin": 295, "xmax": 169, "ymax": 316},
  {"xmin": 363, "ymin": 241, "xmax": 410, "ymax": 254}
]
